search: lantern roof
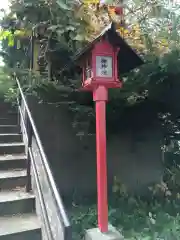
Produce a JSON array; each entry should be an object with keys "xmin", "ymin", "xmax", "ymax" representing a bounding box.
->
[{"xmin": 73, "ymin": 22, "xmax": 144, "ymax": 74}]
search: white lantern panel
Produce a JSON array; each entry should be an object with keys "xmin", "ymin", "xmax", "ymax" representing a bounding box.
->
[{"xmin": 96, "ymin": 56, "xmax": 112, "ymax": 78}]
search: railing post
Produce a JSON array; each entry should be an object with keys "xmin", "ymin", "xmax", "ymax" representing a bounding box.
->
[
  {"xmin": 26, "ymin": 116, "xmax": 33, "ymax": 192},
  {"xmin": 17, "ymin": 90, "xmax": 22, "ymax": 130}
]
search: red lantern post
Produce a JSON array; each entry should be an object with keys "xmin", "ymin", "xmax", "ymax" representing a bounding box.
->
[
  {"xmin": 93, "ymin": 85, "xmax": 108, "ymax": 232},
  {"xmin": 81, "ymin": 39, "xmax": 122, "ymax": 233},
  {"xmin": 62, "ymin": 21, "xmax": 143, "ymax": 238}
]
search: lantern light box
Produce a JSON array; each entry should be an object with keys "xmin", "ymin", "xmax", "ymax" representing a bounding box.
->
[
  {"xmin": 73, "ymin": 23, "xmax": 144, "ymax": 92},
  {"xmin": 82, "ymin": 39, "xmax": 121, "ymax": 90}
]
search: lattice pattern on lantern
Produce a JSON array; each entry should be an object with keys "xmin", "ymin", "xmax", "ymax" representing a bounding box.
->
[{"xmin": 96, "ymin": 56, "xmax": 112, "ymax": 78}]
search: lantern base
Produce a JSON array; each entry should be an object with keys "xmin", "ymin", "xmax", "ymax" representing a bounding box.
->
[
  {"xmin": 81, "ymin": 78, "xmax": 122, "ymax": 91},
  {"xmin": 85, "ymin": 224, "xmax": 124, "ymax": 240}
]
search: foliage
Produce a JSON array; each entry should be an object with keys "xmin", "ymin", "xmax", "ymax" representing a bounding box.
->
[
  {"xmin": 0, "ymin": 26, "xmax": 29, "ymax": 47},
  {"xmin": 1, "ymin": 0, "xmax": 180, "ymax": 138},
  {"xmin": 1, "ymin": 0, "xmax": 179, "ymax": 61},
  {"xmin": 68, "ymin": 143, "xmax": 180, "ymax": 240},
  {"xmin": 0, "ymin": 67, "xmax": 15, "ymax": 97},
  {"xmin": 70, "ymin": 193, "xmax": 180, "ymax": 240},
  {"xmin": 69, "ymin": 158, "xmax": 180, "ymax": 240}
]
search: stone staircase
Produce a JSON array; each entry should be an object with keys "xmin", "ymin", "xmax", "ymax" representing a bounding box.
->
[{"xmin": 0, "ymin": 103, "xmax": 41, "ymax": 240}]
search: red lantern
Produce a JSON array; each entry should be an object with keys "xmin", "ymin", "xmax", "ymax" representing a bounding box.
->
[
  {"xmin": 80, "ymin": 38, "xmax": 122, "ymax": 233},
  {"xmin": 82, "ymin": 39, "xmax": 122, "ymax": 91},
  {"xmin": 74, "ymin": 23, "xmax": 143, "ymax": 233}
]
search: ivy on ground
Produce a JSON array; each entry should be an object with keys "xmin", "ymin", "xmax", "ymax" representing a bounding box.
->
[{"xmin": 69, "ymin": 193, "xmax": 180, "ymax": 240}]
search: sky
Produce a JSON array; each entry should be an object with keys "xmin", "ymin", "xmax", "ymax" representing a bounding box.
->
[{"xmin": 0, "ymin": 0, "xmax": 9, "ymax": 11}]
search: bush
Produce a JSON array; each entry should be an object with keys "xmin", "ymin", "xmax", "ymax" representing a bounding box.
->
[
  {"xmin": 0, "ymin": 67, "xmax": 18, "ymax": 104},
  {"xmin": 69, "ymin": 194, "xmax": 180, "ymax": 240},
  {"xmin": 69, "ymin": 162, "xmax": 180, "ymax": 240},
  {"xmin": 0, "ymin": 69, "xmax": 14, "ymax": 95}
]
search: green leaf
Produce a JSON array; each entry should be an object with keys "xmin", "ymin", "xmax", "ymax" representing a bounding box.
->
[
  {"xmin": 0, "ymin": 30, "xmax": 11, "ymax": 40},
  {"xmin": 7, "ymin": 35, "xmax": 14, "ymax": 47},
  {"xmin": 65, "ymin": 26, "xmax": 76, "ymax": 31},
  {"xmin": 56, "ymin": 0, "xmax": 71, "ymax": 10},
  {"xmin": 48, "ymin": 25, "xmax": 58, "ymax": 32},
  {"xmin": 73, "ymin": 34, "xmax": 85, "ymax": 41},
  {"xmin": 56, "ymin": 29, "xmax": 66, "ymax": 36}
]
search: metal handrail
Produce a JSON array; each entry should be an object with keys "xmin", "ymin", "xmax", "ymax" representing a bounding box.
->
[
  {"xmin": 16, "ymin": 77, "xmax": 71, "ymax": 231},
  {"xmin": 29, "ymin": 147, "xmax": 54, "ymax": 240}
]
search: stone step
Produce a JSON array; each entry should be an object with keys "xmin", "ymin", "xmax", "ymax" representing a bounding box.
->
[
  {"xmin": 0, "ymin": 101, "xmax": 16, "ymax": 109},
  {"xmin": 0, "ymin": 190, "xmax": 35, "ymax": 216},
  {"xmin": 0, "ymin": 118, "xmax": 18, "ymax": 126},
  {"xmin": 0, "ymin": 213, "xmax": 41, "ymax": 240},
  {"xmin": 0, "ymin": 105, "xmax": 17, "ymax": 116},
  {"xmin": 0, "ymin": 112, "xmax": 18, "ymax": 119},
  {"xmin": 0, "ymin": 113, "xmax": 18, "ymax": 123},
  {"xmin": 0, "ymin": 143, "xmax": 25, "ymax": 155},
  {"xmin": 0, "ymin": 169, "xmax": 27, "ymax": 190},
  {"xmin": 0, "ymin": 134, "xmax": 22, "ymax": 143},
  {"xmin": 0, "ymin": 125, "xmax": 20, "ymax": 134},
  {"xmin": 0, "ymin": 154, "xmax": 26, "ymax": 170}
]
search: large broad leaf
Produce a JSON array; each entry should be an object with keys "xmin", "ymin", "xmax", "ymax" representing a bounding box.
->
[
  {"xmin": 56, "ymin": 0, "xmax": 72, "ymax": 10},
  {"xmin": 0, "ymin": 30, "xmax": 11, "ymax": 40},
  {"xmin": 48, "ymin": 25, "xmax": 58, "ymax": 32},
  {"xmin": 73, "ymin": 34, "xmax": 86, "ymax": 41},
  {"xmin": 7, "ymin": 35, "xmax": 14, "ymax": 47},
  {"xmin": 65, "ymin": 26, "xmax": 76, "ymax": 31}
]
